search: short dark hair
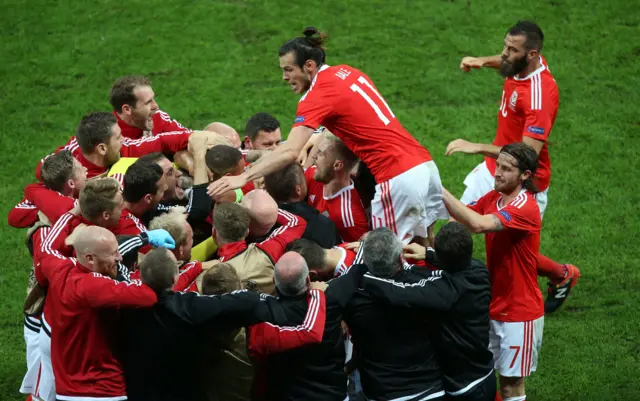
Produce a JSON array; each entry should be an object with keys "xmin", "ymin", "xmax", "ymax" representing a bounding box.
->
[
  {"xmin": 507, "ymin": 21, "xmax": 544, "ymax": 52},
  {"xmin": 109, "ymin": 76, "xmax": 151, "ymax": 113},
  {"xmin": 123, "ymin": 161, "xmax": 163, "ymax": 203},
  {"xmin": 500, "ymin": 142, "xmax": 540, "ymax": 194},
  {"xmin": 41, "ymin": 150, "xmax": 75, "ymax": 192},
  {"xmin": 279, "ymin": 27, "xmax": 328, "ymax": 68},
  {"xmin": 76, "ymin": 112, "xmax": 117, "ymax": 154},
  {"xmin": 434, "ymin": 222, "xmax": 473, "ymax": 272},
  {"xmin": 264, "ymin": 162, "xmax": 304, "ymax": 203},
  {"xmin": 137, "ymin": 152, "xmax": 167, "ymax": 165},
  {"xmin": 205, "ymin": 145, "xmax": 243, "ymax": 179},
  {"xmin": 140, "ymin": 248, "xmax": 177, "ymax": 292},
  {"xmin": 245, "ymin": 112, "xmax": 280, "ymax": 141},
  {"xmin": 213, "ymin": 202, "xmax": 250, "ymax": 242},
  {"xmin": 285, "ymin": 239, "xmax": 326, "ymax": 270},
  {"xmin": 201, "ymin": 263, "xmax": 241, "ymax": 295}
]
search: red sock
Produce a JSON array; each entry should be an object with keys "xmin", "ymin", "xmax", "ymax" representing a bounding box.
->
[
  {"xmin": 25, "ymin": 396, "xmax": 32, "ymax": 401},
  {"xmin": 495, "ymin": 390, "xmax": 503, "ymax": 401},
  {"xmin": 536, "ymin": 253, "xmax": 566, "ymax": 283}
]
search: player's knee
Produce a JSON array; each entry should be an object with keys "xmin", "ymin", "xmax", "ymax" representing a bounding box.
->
[{"xmin": 499, "ymin": 375, "xmax": 525, "ymax": 398}]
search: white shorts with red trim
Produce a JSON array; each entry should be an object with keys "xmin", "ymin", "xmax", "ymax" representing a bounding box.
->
[
  {"xmin": 20, "ymin": 314, "xmax": 42, "ymax": 395},
  {"xmin": 460, "ymin": 161, "xmax": 549, "ymax": 220},
  {"xmin": 36, "ymin": 315, "xmax": 55, "ymax": 401},
  {"xmin": 370, "ymin": 161, "xmax": 449, "ymax": 244},
  {"xmin": 489, "ymin": 316, "xmax": 544, "ymax": 377}
]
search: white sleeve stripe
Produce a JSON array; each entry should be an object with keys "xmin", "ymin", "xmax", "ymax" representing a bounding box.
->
[
  {"xmin": 41, "ymin": 212, "xmax": 74, "ymax": 259},
  {"xmin": 262, "ymin": 209, "xmax": 298, "ymax": 243},
  {"xmin": 363, "ymin": 272, "xmax": 442, "ymax": 288},
  {"xmin": 530, "ymin": 75, "xmax": 542, "ymax": 110},
  {"xmin": 263, "ymin": 289, "xmax": 321, "ymax": 332}
]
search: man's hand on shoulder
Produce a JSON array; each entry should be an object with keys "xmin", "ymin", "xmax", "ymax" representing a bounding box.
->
[{"xmin": 310, "ymin": 281, "xmax": 329, "ymax": 292}]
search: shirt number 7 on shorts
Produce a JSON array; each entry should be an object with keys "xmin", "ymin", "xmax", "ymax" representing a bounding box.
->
[
  {"xmin": 350, "ymin": 76, "xmax": 395, "ymax": 125},
  {"xmin": 509, "ymin": 345, "xmax": 521, "ymax": 368}
]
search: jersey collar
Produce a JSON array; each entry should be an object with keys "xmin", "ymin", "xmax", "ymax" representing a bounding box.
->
[
  {"xmin": 218, "ymin": 241, "xmax": 248, "ymax": 262},
  {"xmin": 301, "ymin": 64, "xmax": 331, "ymax": 101},
  {"xmin": 513, "ymin": 57, "xmax": 546, "ymax": 81}
]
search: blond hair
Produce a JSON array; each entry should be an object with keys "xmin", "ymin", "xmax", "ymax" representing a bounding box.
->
[{"xmin": 149, "ymin": 207, "xmax": 188, "ymax": 247}]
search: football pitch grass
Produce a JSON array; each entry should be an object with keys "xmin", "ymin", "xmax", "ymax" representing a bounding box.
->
[{"xmin": 1, "ymin": 1, "xmax": 639, "ymax": 399}]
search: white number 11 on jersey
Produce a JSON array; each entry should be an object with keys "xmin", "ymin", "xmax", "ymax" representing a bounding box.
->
[{"xmin": 350, "ymin": 76, "xmax": 396, "ymax": 125}]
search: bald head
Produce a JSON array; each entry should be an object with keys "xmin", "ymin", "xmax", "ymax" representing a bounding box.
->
[
  {"xmin": 73, "ymin": 226, "xmax": 121, "ymax": 278},
  {"xmin": 241, "ymin": 189, "xmax": 278, "ymax": 237},
  {"xmin": 73, "ymin": 226, "xmax": 115, "ymax": 257},
  {"xmin": 204, "ymin": 122, "xmax": 241, "ymax": 149},
  {"xmin": 274, "ymin": 252, "xmax": 310, "ymax": 296}
]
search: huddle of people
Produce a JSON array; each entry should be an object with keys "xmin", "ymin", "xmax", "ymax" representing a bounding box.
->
[{"xmin": 10, "ymin": 21, "xmax": 577, "ymax": 401}]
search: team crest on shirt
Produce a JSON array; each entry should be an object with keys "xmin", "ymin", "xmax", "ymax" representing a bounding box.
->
[
  {"xmin": 321, "ymin": 210, "xmax": 330, "ymax": 218},
  {"xmin": 310, "ymin": 195, "xmax": 316, "ymax": 203},
  {"xmin": 509, "ymin": 90, "xmax": 518, "ymax": 110}
]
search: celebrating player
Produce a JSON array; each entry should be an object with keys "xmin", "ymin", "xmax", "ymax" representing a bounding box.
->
[
  {"xmin": 445, "ymin": 21, "xmax": 579, "ymax": 312},
  {"xmin": 442, "ymin": 142, "xmax": 543, "ymax": 401},
  {"xmin": 208, "ymin": 27, "xmax": 448, "ymax": 245}
]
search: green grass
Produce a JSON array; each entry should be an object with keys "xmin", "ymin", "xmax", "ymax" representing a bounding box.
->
[{"xmin": 2, "ymin": 0, "xmax": 639, "ymax": 400}]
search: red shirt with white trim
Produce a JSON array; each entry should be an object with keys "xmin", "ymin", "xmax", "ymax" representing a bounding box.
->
[
  {"xmin": 35, "ymin": 132, "xmax": 191, "ymax": 181},
  {"xmin": 487, "ymin": 56, "xmax": 559, "ymax": 191},
  {"xmin": 468, "ymin": 189, "xmax": 543, "ymax": 322},
  {"xmin": 8, "ymin": 198, "xmax": 38, "ymax": 228},
  {"xmin": 333, "ymin": 243, "xmax": 357, "ymax": 277},
  {"xmin": 292, "ymin": 64, "xmax": 432, "ymax": 183},
  {"xmin": 304, "ymin": 166, "xmax": 369, "ymax": 242},
  {"xmin": 115, "ymin": 109, "xmax": 191, "ymax": 139},
  {"xmin": 36, "ymin": 252, "xmax": 156, "ymax": 400}
]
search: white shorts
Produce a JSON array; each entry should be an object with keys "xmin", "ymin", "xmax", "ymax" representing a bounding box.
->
[
  {"xmin": 371, "ymin": 161, "xmax": 449, "ymax": 244},
  {"xmin": 36, "ymin": 315, "xmax": 55, "ymax": 401},
  {"xmin": 460, "ymin": 161, "xmax": 549, "ymax": 220},
  {"xmin": 20, "ymin": 314, "xmax": 42, "ymax": 395},
  {"xmin": 489, "ymin": 317, "xmax": 544, "ymax": 378}
]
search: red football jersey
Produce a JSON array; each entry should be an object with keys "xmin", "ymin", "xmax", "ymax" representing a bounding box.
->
[
  {"xmin": 486, "ymin": 57, "xmax": 558, "ymax": 191},
  {"xmin": 37, "ymin": 253, "xmax": 156, "ymax": 400},
  {"xmin": 469, "ymin": 189, "xmax": 543, "ymax": 322},
  {"xmin": 304, "ymin": 166, "xmax": 369, "ymax": 242},
  {"xmin": 114, "ymin": 109, "xmax": 191, "ymax": 139},
  {"xmin": 292, "ymin": 64, "xmax": 432, "ymax": 183},
  {"xmin": 35, "ymin": 132, "xmax": 190, "ymax": 181},
  {"xmin": 333, "ymin": 243, "xmax": 357, "ymax": 277}
]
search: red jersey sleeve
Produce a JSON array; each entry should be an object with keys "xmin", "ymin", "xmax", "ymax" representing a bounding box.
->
[
  {"xmin": 37, "ymin": 212, "xmax": 77, "ymax": 263},
  {"xmin": 492, "ymin": 193, "xmax": 540, "ymax": 232},
  {"xmin": 113, "ymin": 211, "xmax": 147, "ymax": 237},
  {"xmin": 522, "ymin": 79, "xmax": 558, "ymax": 142},
  {"xmin": 173, "ymin": 261, "xmax": 203, "ymax": 292},
  {"xmin": 72, "ymin": 273, "xmax": 157, "ymax": 309},
  {"xmin": 247, "ymin": 289, "xmax": 326, "ymax": 361},
  {"xmin": 256, "ymin": 209, "xmax": 307, "ymax": 262},
  {"xmin": 338, "ymin": 189, "xmax": 369, "ymax": 242},
  {"xmin": 154, "ymin": 110, "xmax": 191, "ymax": 134},
  {"xmin": 24, "ymin": 184, "xmax": 77, "ymax": 225},
  {"xmin": 466, "ymin": 191, "xmax": 495, "ymax": 214},
  {"xmin": 34, "ymin": 227, "xmax": 53, "ymax": 286},
  {"xmin": 120, "ymin": 132, "xmax": 190, "ymax": 157},
  {"xmin": 8, "ymin": 198, "xmax": 38, "ymax": 228},
  {"xmin": 292, "ymin": 77, "xmax": 337, "ymax": 130}
]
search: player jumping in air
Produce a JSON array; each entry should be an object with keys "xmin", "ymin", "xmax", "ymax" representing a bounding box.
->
[
  {"xmin": 445, "ymin": 21, "xmax": 580, "ymax": 313},
  {"xmin": 209, "ymin": 27, "xmax": 448, "ymax": 246}
]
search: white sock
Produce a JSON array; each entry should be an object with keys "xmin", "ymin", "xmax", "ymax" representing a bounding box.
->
[{"xmin": 504, "ymin": 396, "xmax": 526, "ymax": 401}]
